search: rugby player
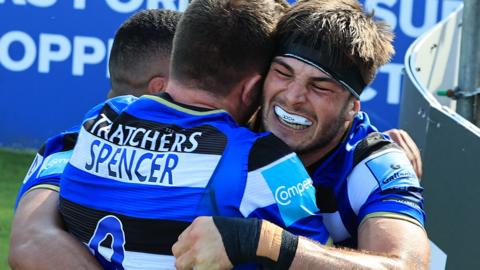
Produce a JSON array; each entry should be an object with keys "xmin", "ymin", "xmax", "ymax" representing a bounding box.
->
[
  {"xmin": 172, "ymin": 1, "xmax": 429, "ymax": 269},
  {"xmin": 54, "ymin": 0, "xmax": 331, "ymax": 269},
  {"xmin": 9, "ymin": 9, "xmax": 181, "ymax": 270}
]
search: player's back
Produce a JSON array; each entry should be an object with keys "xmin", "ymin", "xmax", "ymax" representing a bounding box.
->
[{"xmin": 59, "ymin": 93, "xmax": 329, "ymax": 269}]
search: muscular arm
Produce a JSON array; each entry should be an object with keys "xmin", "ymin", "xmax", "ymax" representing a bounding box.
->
[
  {"xmin": 9, "ymin": 189, "xmax": 101, "ymax": 270},
  {"xmin": 290, "ymin": 217, "xmax": 429, "ymax": 270},
  {"xmin": 173, "ymin": 216, "xmax": 429, "ymax": 270}
]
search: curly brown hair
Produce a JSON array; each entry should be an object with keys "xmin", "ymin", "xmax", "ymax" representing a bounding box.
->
[{"xmin": 276, "ymin": 0, "xmax": 394, "ymax": 85}]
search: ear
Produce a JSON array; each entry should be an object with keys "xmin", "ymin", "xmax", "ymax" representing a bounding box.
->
[
  {"xmin": 240, "ymin": 73, "xmax": 263, "ymax": 108},
  {"xmin": 147, "ymin": 76, "xmax": 167, "ymax": 94},
  {"xmin": 346, "ymin": 99, "xmax": 361, "ymax": 121}
]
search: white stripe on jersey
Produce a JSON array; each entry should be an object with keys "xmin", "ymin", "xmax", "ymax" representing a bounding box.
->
[
  {"xmin": 95, "ymin": 245, "xmax": 175, "ymax": 270},
  {"xmin": 239, "ymin": 169, "xmax": 276, "ymax": 217},
  {"xmin": 239, "ymin": 152, "xmax": 315, "ymax": 220},
  {"xmin": 347, "ymin": 148, "xmax": 407, "ymax": 215},
  {"xmin": 70, "ymin": 127, "xmax": 221, "ymax": 188}
]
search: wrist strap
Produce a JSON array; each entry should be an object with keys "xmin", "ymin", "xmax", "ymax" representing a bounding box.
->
[{"xmin": 212, "ymin": 217, "xmax": 298, "ymax": 270}]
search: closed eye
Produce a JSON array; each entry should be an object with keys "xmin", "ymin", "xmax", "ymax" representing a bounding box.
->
[
  {"xmin": 311, "ymin": 84, "xmax": 334, "ymax": 93},
  {"xmin": 275, "ymin": 68, "xmax": 291, "ymax": 78}
]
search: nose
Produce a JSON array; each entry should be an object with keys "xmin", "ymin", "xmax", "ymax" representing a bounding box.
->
[{"xmin": 284, "ymin": 80, "xmax": 307, "ymax": 107}]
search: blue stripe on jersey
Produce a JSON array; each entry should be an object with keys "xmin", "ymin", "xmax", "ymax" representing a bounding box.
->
[
  {"xmin": 61, "ymin": 164, "xmax": 206, "ymax": 222},
  {"xmin": 196, "ymin": 132, "xmax": 254, "ymax": 217},
  {"xmin": 359, "ymin": 189, "xmax": 425, "ymax": 225}
]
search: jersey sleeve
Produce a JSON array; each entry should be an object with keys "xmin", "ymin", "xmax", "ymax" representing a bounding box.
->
[
  {"xmin": 239, "ymin": 134, "xmax": 330, "ymax": 245},
  {"xmin": 14, "ymin": 129, "xmax": 79, "ymax": 209},
  {"xmin": 350, "ymin": 133, "xmax": 425, "ymax": 227},
  {"xmin": 14, "ymin": 96, "xmax": 137, "ymax": 209}
]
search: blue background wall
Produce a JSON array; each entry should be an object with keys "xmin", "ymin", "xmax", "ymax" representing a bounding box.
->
[{"xmin": 0, "ymin": 0, "xmax": 462, "ymax": 149}]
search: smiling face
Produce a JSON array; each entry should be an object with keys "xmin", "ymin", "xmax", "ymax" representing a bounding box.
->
[{"xmin": 262, "ymin": 56, "xmax": 359, "ymax": 165}]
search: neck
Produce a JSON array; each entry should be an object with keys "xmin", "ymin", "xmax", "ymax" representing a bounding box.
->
[
  {"xmin": 165, "ymin": 80, "xmax": 219, "ymax": 110},
  {"xmin": 165, "ymin": 80, "xmax": 244, "ymax": 123},
  {"xmin": 299, "ymin": 121, "xmax": 352, "ymax": 167}
]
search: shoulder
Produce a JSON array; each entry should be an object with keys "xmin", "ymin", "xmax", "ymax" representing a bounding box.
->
[
  {"xmin": 353, "ymin": 132, "xmax": 397, "ymax": 167},
  {"xmin": 349, "ymin": 132, "xmax": 419, "ymax": 196},
  {"xmin": 15, "ymin": 128, "xmax": 80, "ymax": 207},
  {"xmin": 347, "ymin": 133, "xmax": 424, "ymax": 225},
  {"xmin": 248, "ymin": 133, "xmax": 294, "ymax": 172},
  {"xmin": 83, "ymin": 95, "xmax": 137, "ymax": 122}
]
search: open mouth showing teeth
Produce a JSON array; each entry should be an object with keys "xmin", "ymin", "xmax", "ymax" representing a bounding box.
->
[{"xmin": 274, "ymin": 106, "xmax": 312, "ymax": 130}]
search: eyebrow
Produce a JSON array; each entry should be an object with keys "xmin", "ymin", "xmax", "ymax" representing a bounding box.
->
[{"xmin": 272, "ymin": 58, "xmax": 339, "ymax": 85}]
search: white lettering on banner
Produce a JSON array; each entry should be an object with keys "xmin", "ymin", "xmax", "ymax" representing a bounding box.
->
[
  {"xmin": 106, "ymin": 0, "xmax": 143, "ymax": 13},
  {"xmin": 382, "ymin": 63, "xmax": 404, "ymax": 104},
  {"xmin": 106, "ymin": 38, "xmax": 113, "ymax": 78},
  {"xmin": 364, "ymin": 0, "xmax": 397, "ymax": 30},
  {"xmin": 365, "ymin": 0, "xmax": 461, "ymax": 38},
  {"xmin": 399, "ymin": 0, "xmax": 438, "ymax": 38},
  {"xmin": 0, "ymin": 0, "xmax": 57, "ymax": 7},
  {"xmin": 38, "ymin": 33, "xmax": 71, "ymax": 73},
  {"xmin": 360, "ymin": 87, "xmax": 377, "ymax": 103},
  {"xmin": 27, "ymin": 0, "xmax": 56, "ymax": 7},
  {"xmin": 74, "ymin": 0, "xmax": 86, "ymax": 9},
  {"xmin": 0, "ymin": 31, "xmax": 36, "ymax": 71},
  {"xmin": 0, "ymin": 31, "xmax": 114, "ymax": 76},
  {"xmin": 72, "ymin": 36, "xmax": 106, "ymax": 76},
  {"xmin": 146, "ymin": 0, "xmax": 175, "ymax": 10},
  {"xmin": 0, "ymin": 0, "xmax": 187, "ymax": 11},
  {"xmin": 360, "ymin": 63, "xmax": 403, "ymax": 104}
]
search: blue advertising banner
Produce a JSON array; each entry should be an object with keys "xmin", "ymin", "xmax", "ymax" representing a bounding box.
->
[{"xmin": 0, "ymin": 0, "xmax": 462, "ymax": 149}]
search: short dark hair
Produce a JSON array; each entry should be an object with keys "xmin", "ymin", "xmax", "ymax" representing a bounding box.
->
[
  {"xmin": 275, "ymin": 0, "xmax": 394, "ymax": 88},
  {"xmin": 170, "ymin": 0, "xmax": 288, "ymax": 96},
  {"xmin": 109, "ymin": 9, "xmax": 182, "ymax": 96}
]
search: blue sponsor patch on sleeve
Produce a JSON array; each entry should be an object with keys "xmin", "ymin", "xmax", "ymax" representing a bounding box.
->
[
  {"xmin": 261, "ymin": 154, "xmax": 318, "ymax": 227},
  {"xmin": 366, "ymin": 150, "xmax": 420, "ymax": 191},
  {"xmin": 23, "ymin": 153, "xmax": 44, "ymax": 184},
  {"xmin": 37, "ymin": 150, "xmax": 73, "ymax": 178}
]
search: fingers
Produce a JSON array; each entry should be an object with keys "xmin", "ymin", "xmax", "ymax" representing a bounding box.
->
[
  {"xmin": 172, "ymin": 223, "xmax": 193, "ymax": 259},
  {"xmin": 386, "ymin": 129, "xmax": 423, "ymax": 178},
  {"xmin": 174, "ymin": 248, "xmax": 195, "ymax": 270},
  {"xmin": 398, "ymin": 130, "xmax": 423, "ymax": 178}
]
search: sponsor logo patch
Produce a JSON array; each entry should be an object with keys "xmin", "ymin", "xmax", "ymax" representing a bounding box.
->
[
  {"xmin": 261, "ymin": 154, "xmax": 318, "ymax": 227},
  {"xmin": 37, "ymin": 150, "xmax": 73, "ymax": 178},
  {"xmin": 366, "ymin": 150, "xmax": 420, "ymax": 191}
]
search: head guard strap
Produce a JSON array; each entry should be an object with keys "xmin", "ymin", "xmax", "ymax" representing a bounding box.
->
[{"xmin": 274, "ymin": 33, "xmax": 366, "ymax": 99}]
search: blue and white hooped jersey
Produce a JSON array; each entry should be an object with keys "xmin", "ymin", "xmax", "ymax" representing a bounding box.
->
[
  {"xmin": 308, "ymin": 112, "xmax": 425, "ymax": 247},
  {"xmin": 14, "ymin": 97, "xmax": 136, "ymax": 209},
  {"xmin": 59, "ymin": 93, "xmax": 329, "ymax": 270},
  {"xmin": 14, "ymin": 127, "xmax": 77, "ymax": 209}
]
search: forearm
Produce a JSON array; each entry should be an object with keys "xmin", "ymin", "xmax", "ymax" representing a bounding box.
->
[
  {"xmin": 290, "ymin": 237, "xmax": 404, "ymax": 270},
  {"xmin": 290, "ymin": 217, "xmax": 429, "ymax": 270},
  {"xmin": 9, "ymin": 189, "xmax": 101, "ymax": 270}
]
